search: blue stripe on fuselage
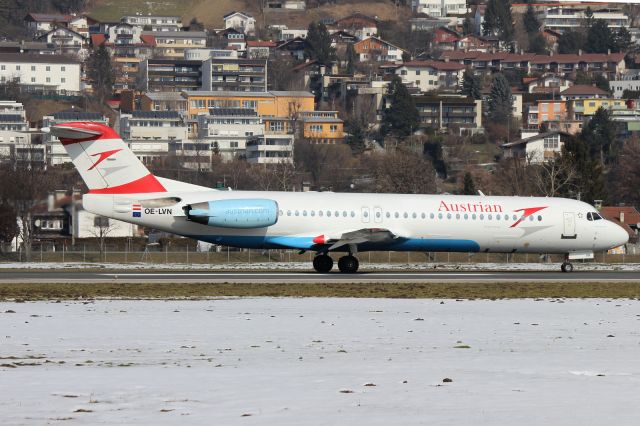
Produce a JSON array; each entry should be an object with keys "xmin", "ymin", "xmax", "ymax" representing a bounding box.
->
[{"xmin": 190, "ymin": 235, "xmax": 480, "ymax": 252}]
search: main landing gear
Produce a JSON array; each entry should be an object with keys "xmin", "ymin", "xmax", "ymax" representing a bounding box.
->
[
  {"xmin": 561, "ymin": 261, "xmax": 574, "ymax": 273},
  {"xmin": 312, "ymin": 254, "xmax": 360, "ymax": 273}
]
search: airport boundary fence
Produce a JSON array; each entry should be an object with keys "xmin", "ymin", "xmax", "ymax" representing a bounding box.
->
[{"xmin": 1, "ymin": 242, "xmax": 639, "ymax": 265}]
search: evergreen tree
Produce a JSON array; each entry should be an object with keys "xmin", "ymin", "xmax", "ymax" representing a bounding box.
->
[
  {"xmin": 593, "ymin": 74, "xmax": 610, "ymax": 93},
  {"xmin": 462, "ymin": 171, "xmax": 476, "ymax": 195},
  {"xmin": 305, "ymin": 21, "xmax": 336, "ymax": 65},
  {"xmin": 574, "ymin": 70, "xmax": 592, "ymax": 85},
  {"xmin": 562, "ymin": 136, "xmax": 605, "ymax": 204},
  {"xmin": 583, "ymin": 7, "xmax": 594, "ymax": 29},
  {"xmin": 581, "ymin": 107, "xmax": 619, "ymax": 165},
  {"xmin": 613, "ymin": 27, "xmax": 632, "ymax": 53},
  {"xmin": 558, "ymin": 30, "xmax": 583, "ymax": 54},
  {"xmin": 483, "ymin": 0, "xmax": 514, "ymax": 42},
  {"xmin": 462, "ymin": 16, "xmax": 474, "ymax": 35},
  {"xmin": 346, "ymin": 122, "xmax": 366, "ymax": 154},
  {"xmin": 461, "ymin": 69, "xmax": 482, "ymax": 100},
  {"xmin": 488, "ymin": 73, "xmax": 512, "ymax": 123},
  {"xmin": 381, "ymin": 76, "xmax": 420, "ymax": 139},
  {"xmin": 423, "ymin": 139, "xmax": 448, "ymax": 178},
  {"xmin": 189, "ymin": 17, "xmax": 204, "ymax": 31},
  {"xmin": 523, "ymin": 5, "xmax": 540, "ymax": 35},
  {"xmin": 345, "ymin": 42, "xmax": 356, "ymax": 75},
  {"xmin": 585, "ymin": 19, "xmax": 614, "ymax": 53},
  {"xmin": 529, "ymin": 33, "xmax": 547, "ymax": 54},
  {"xmin": 87, "ymin": 44, "xmax": 114, "ymax": 102}
]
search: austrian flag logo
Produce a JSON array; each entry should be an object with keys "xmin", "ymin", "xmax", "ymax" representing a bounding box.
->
[{"xmin": 132, "ymin": 204, "xmax": 142, "ymax": 218}]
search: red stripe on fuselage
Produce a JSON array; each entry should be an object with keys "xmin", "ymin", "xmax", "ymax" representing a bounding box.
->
[{"xmin": 87, "ymin": 173, "xmax": 166, "ymax": 194}]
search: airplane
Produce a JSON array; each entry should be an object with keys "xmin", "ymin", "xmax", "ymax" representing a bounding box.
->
[{"xmin": 48, "ymin": 122, "xmax": 629, "ymax": 273}]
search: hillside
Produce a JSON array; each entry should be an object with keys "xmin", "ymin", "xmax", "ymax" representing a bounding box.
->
[{"xmin": 88, "ymin": 0, "xmax": 406, "ymax": 29}]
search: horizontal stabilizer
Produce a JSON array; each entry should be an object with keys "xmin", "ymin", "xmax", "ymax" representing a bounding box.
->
[{"xmin": 50, "ymin": 125, "xmax": 102, "ymax": 140}]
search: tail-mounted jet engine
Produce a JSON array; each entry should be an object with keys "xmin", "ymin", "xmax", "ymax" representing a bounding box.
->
[{"xmin": 184, "ymin": 199, "xmax": 278, "ymax": 229}]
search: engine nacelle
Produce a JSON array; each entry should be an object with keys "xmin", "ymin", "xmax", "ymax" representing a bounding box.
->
[{"xmin": 184, "ymin": 198, "xmax": 278, "ymax": 229}]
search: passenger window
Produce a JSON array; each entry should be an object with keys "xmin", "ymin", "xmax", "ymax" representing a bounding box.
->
[
  {"xmin": 488, "ymin": 214, "xmax": 492, "ymax": 220},
  {"xmin": 395, "ymin": 212, "xmax": 399, "ymax": 218},
  {"xmin": 303, "ymin": 210, "xmax": 307, "ymax": 216},
  {"xmin": 512, "ymin": 214, "xmax": 517, "ymax": 220},
  {"xmin": 480, "ymin": 214, "xmax": 484, "ymax": 220},
  {"xmin": 472, "ymin": 214, "xmax": 477, "ymax": 220},
  {"xmin": 430, "ymin": 213, "xmax": 435, "ymax": 219},
  {"xmin": 403, "ymin": 212, "xmax": 408, "ymax": 219},
  {"xmin": 295, "ymin": 210, "xmax": 299, "ymax": 216},
  {"xmin": 456, "ymin": 213, "xmax": 460, "ymax": 219},
  {"xmin": 327, "ymin": 211, "xmax": 331, "ymax": 217},
  {"xmin": 334, "ymin": 210, "xmax": 339, "ymax": 217},
  {"xmin": 375, "ymin": 211, "xmax": 380, "ymax": 218},
  {"xmin": 537, "ymin": 215, "xmax": 542, "ymax": 221},
  {"xmin": 342, "ymin": 211, "xmax": 347, "ymax": 217},
  {"xmin": 287, "ymin": 210, "xmax": 291, "ymax": 216},
  {"xmin": 311, "ymin": 210, "xmax": 315, "ymax": 217},
  {"xmin": 529, "ymin": 216, "xmax": 534, "ymax": 221},
  {"xmin": 421, "ymin": 213, "xmax": 426, "ymax": 219},
  {"xmin": 438, "ymin": 213, "xmax": 443, "ymax": 219},
  {"xmin": 447, "ymin": 213, "xmax": 452, "ymax": 219},
  {"xmin": 412, "ymin": 212, "xmax": 417, "ymax": 219},
  {"xmin": 496, "ymin": 214, "xmax": 501, "ymax": 220},
  {"xmin": 319, "ymin": 210, "xmax": 323, "ymax": 217},
  {"xmin": 464, "ymin": 214, "xmax": 468, "ymax": 220},
  {"xmin": 352, "ymin": 211, "xmax": 356, "ymax": 218},
  {"xmin": 386, "ymin": 212, "xmax": 391, "ymax": 218},
  {"xmin": 363, "ymin": 211, "xmax": 369, "ymax": 217}
]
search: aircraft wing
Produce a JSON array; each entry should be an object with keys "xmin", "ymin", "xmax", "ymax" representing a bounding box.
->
[{"xmin": 314, "ymin": 228, "xmax": 401, "ymax": 251}]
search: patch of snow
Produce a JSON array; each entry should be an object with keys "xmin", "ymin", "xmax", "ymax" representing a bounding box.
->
[{"xmin": 1, "ymin": 298, "xmax": 640, "ymax": 424}]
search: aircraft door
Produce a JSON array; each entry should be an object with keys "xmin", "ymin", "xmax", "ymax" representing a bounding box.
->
[
  {"xmin": 373, "ymin": 207, "xmax": 382, "ymax": 224},
  {"xmin": 562, "ymin": 212, "xmax": 577, "ymax": 239},
  {"xmin": 361, "ymin": 206, "xmax": 370, "ymax": 223}
]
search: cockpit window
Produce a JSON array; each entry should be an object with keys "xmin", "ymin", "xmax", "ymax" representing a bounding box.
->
[{"xmin": 587, "ymin": 212, "xmax": 603, "ymax": 221}]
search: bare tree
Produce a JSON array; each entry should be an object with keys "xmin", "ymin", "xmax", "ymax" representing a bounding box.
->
[
  {"xmin": 363, "ymin": 149, "xmax": 438, "ymax": 194},
  {"xmin": 613, "ymin": 138, "xmax": 640, "ymax": 207},
  {"xmin": 89, "ymin": 215, "xmax": 118, "ymax": 260},
  {"xmin": 529, "ymin": 154, "xmax": 577, "ymax": 197}
]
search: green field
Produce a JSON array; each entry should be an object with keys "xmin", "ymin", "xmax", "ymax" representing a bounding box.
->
[{"xmin": 2, "ymin": 281, "xmax": 640, "ymax": 300}]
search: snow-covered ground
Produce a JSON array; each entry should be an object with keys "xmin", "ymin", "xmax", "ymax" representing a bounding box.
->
[
  {"xmin": 2, "ymin": 261, "xmax": 640, "ymax": 271},
  {"xmin": 1, "ymin": 298, "xmax": 640, "ymax": 425}
]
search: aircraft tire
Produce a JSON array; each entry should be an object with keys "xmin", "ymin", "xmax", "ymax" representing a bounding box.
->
[
  {"xmin": 561, "ymin": 262, "xmax": 573, "ymax": 273},
  {"xmin": 338, "ymin": 255, "xmax": 359, "ymax": 273},
  {"xmin": 313, "ymin": 254, "xmax": 333, "ymax": 273}
]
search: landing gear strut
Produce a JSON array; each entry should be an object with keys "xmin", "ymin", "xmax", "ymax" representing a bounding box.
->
[
  {"xmin": 313, "ymin": 254, "xmax": 333, "ymax": 273},
  {"xmin": 338, "ymin": 255, "xmax": 359, "ymax": 273},
  {"xmin": 561, "ymin": 262, "xmax": 574, "ymax": 273}
]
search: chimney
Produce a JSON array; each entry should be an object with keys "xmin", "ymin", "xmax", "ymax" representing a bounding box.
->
[
  {"xmin": 47, "ymin": 193, "xmax": 55, "ymax": 212},
  {"xmin": 607, "ymin": 48, "xmax": 611, "ymax": 55},
  {"xmin": 578, "ymin": 49, "xmax": 582, "ymax": 56},
  {"xmin": 620, "ymin": 211, "xmax": 625, "ymax": 223}
]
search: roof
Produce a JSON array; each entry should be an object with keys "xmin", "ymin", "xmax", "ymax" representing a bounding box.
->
[
  {"xmin": 223, "ymin": 11, "xmax": 254, "ymax": 19},
  {"xmin": 184, "ymin": 90, "xmax": 274, "ymax": 98},
  {"xmin": 0, "ymin": 53, "xmax": 80, "ymax": 64},
  {"xmin": 139, "ymin": 34, "xmax": 156, "ymax": 46},
  {"xmin": 247, "ymin": 40, "xmax": 277, "ymax": 48},
  {"xmin": 131, "ymin": 110, "xmax": 180, "ymax": 119},
  {"xmin": 501, "ymin": 131, "xmax": 571, "ymax": 148},
  {"xmin": 25, "ymin": 13, "xmax": 73, "ymax": 23},
  {"xmin": 438, "ymin": 51, "xmax": 626, "ymax": 64},
  {"xmin": 142, "ymin": 31, "xmax": 206, "ymax": 38},
  {"xmin": 269, "ymin": 90, "xmax": 314, "ymax": 97},
  {"xmin": 208, "ymin": 108, "xmax": 257, "ymax": 116},
  {"xmin": 52, "ymin": 111, "xmax": 104, "ymax": 120},
  {"xmin": 144, "ymin": 92, "xmax": 186, "ymax": 101},
  {"xmin": 0, "ymin": 114, "xmax": 25, "ymax": 122},
  {"xmin": 38, "ymin": 26, "xmax": 86, "ymax": 40},
  {"xmin": 600, "ymin": 206, "xmax": 640, "ymax": 241},
  {"xmin": 0, "ymin": 41, "xmax": 55, "ymax": 51},
  {"xmin": 400, "ymin": 60, "xmax": 465, "ymax": 71},
  {"xmin": 91, "ymin": 34, "xmax": 106, "ymax": 46},
  {"xmin": 354, "ymin": 36, "xmax": 408, "ymax": 53},
  {"xmin": 303, "ymin": 117, "xmax": 343, "ymax": 123},
  {"xmin": 560, "ymin": 85, "xmax": 609, "ymax": 96}
]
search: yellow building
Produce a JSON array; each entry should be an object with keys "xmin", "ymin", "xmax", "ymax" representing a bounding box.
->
[
  {"xmin": 182, "ymin": 90, "xmax": 315, "ymax": 119},
  {"xmin": 301, "ymin": 111, "xmax": 345, "ymax": 143},
  {"xmin": 572, "ymin": 98, "xmax": 626, "ymax": 119}
]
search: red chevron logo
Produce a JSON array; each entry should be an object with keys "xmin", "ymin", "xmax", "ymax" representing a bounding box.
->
[
  {"xmin": 88, "ymin": 149, "xmax": 122, "ymax": 171},
  {"xmin": 510, "ymin": 206, "xmax": 548, "ymax": 228}
]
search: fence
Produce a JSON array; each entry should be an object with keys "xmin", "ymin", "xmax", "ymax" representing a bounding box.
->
[{"xmin": 1, "ymin": 243, "xmax": 638, "ymax": 265}]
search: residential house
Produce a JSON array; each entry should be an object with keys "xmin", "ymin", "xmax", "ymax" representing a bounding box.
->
[
  {"xmin": 266, "ymin": 0, "xmax": 306, "ymax": 10},
  {"xmin": 609, "ymin": 75, "xmax": 640, "ymax": 98},
  {"xmin": 247, "ymin": 41, "xmax": 277, "ymax": 59},
  {"xmin": 413, "ymin": 95, "xmax": 482, "ymax": 133},
  {"xmin": 0, "ymin": 53, "xmax": 81, "ymax": 94},
  {"xmin": 247, "ymin": 116, "xmax": 294, "ymax": 164},
  {"xmin": 570, "ymin": 98, "xmax": 627, "ymax": 120},
  {"xmin": 279, "ymin": 28, "xmax": 308, "ymax": 41},
  {"xmin": 353, "ymin": 37, "xmax": 407, "ymax": 62},
  {"xmin": 223, "ymin": 11, "xmax": 256, "ymax": 35},
  {"xmin": 24, "ymin": 13, "xmax": 73, "ymax": 36},
  {"xmin": 501, "ymin": 130, "xmax": 572, "ymax": 164},
  {"xmin": 528, "ymin": 100, "xmax": 568, "ymax": 128},
  {"xmin": 560, "ymin": 85, "xmax": 609, "ymax": 101},
  {"xmin": 276, "ymin": 37, "xmax": 309, "ymax": 60},
  {"xmin": 121, "ymin": 15, "xmax": 182, "ymax": 32},
  {"xmin": 525, "ymin": 74, "xmax": 572, "ymax": 94},
  {"xmin": 202, "ymin": 58, "xmax": 267, "ymax": 92},
  {"xmin": 42, "ymin": 110, "xmax": 109, "ymax": 165},
  {"xmin": 432, "ymin": 27, "xmax": 461, "ymax": 51},
  {"xmin": 301, "ymin": 111, "xmax": 345, "ymax": 144},
  {"xmin": 331, "ymin": 13, "xmax": 378, "ymax": 40},
  {"xmin": 141, "ymin": 92, "xmax": 188, "ymax": 113},
  {"xmin": 600, "ymin": 206, "xmax": 640, "ymax": 246},
  {"xmin": 184, "ymin": 48, "xmax": 239, "ymax": 61},
  {"xmin": 457, "ymin": 34, "xmax": 500, "ymax": 52},
  {"xmin": 0, "ymin": 101, "xmax": 32, "ymax": 163},
  {"xmin": 37, "ymin": 26, "xmax": 88, "ymax": 58},
  {"xmin": 144, "ymin": 31, "xmax": 207, "ymax": 59},
  {"xmin": 213, "ymin": 28, "xmax": 247, "ymax": 52},
  {"xmin": 141, "ymin": 58, "xmax": 204, "ymax": 92},
  {"xmin": 409, "ymin": 17, "xmax": 455, "ymax": 32},
  {"xmin": 394, "ymin": 60, "xmax": 465, "ymax": 93},
  {"xmin": 542, "ymin": 29, "xmax": 561, "ymax": 52},
  {"xmin": 411, "ymin": 0, "xmax": 467, "ymax": 17}
]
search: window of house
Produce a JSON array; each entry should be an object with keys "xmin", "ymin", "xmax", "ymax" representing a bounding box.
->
[
  {"xmin": 94, "ymin": 216, "xmax": 110, "ymax": 227},
  {"xmin": 31, "ymin": 66, "xmax": 35, "ymax": 71},
  {"xmin": 329, "ymin": 125, "xmax": 337, "ymax": 133}
]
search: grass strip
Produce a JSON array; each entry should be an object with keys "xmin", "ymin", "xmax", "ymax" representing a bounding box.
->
[{"xmin": 2, "ymin": 281, "xmax": 640, "ymax": 300}]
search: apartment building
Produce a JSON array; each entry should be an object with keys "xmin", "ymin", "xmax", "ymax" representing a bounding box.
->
[
  {"xmin": 413, "ymin": 95, "xmax": 482, "ymax": 132},
  {"xmin": 331, "ymin": 13, "xmax": 378, "ymax": 40},
  {"xmin": 301, "ymin": 111, "xmax": 345, "ymax": 144},
  {"xmin": 144, "ymin": 31, "xmax": 207, "ymax": 59},
  {"xmin": 182, "ymin": 90, "xmax": 314, "ymax": 118},
  {"xmin": 197, "ymin": 108, "xmax": 263, "ymax": 160},
  {"xmin": 121, "ymin": 15, "xmax": 182, "ymax": 32},
  {"xmin": 411, "ymin": 0, "xmax": 467, "ymax": 17},
  {"xmin": 202, "ymin": 58, "xmax": 267, "ymax": 92},
  {"xmin": 394, "ymin": 60, "xmax": 465, "ymax": 93},
  {"xmin": 542, "ymin": 7, "xmax": 628, "ymax": 33},
  {"xmin": 120, "ymin": 111, "xmax": 188, "ymax": 164},
  {"xmin": 141, "ymin": 58, "xmax": 204, "ymax": 92},
  {"xmin": 0, "ymin": 101, "xmax": 31, "ymax": 162},
  {"xmin": 141, "ymin": 92, "xmax": 189, "ymax": 112},
  {"xmin": 0, "ymin": 54, "xmax": 81, "ymax": 94}
]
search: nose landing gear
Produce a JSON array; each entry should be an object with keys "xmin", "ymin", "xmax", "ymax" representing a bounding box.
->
[{"xmin": 561, "ymin": 261, "xmax": 574, "ymax": 273}]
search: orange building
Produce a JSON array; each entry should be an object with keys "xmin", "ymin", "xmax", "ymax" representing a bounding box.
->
[
  {"xmin": 301, "ymin": 111, "xmax": 345, "ymax": 144},
  {"xmin": 182, "ymin": 90, "xmax": 315, "ymax": 118}
]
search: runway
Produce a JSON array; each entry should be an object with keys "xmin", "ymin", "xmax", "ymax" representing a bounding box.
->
[{"xmin": 2, "ymin": 270, "xmax": 640, "ymax": 283}]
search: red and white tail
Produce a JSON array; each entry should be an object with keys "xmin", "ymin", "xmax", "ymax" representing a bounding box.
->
[{"xmin": 50, "ymin": 122, "xmax": 166, "ymax": 195}]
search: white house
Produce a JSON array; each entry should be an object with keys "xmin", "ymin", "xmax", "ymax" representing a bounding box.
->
[
  {"xmin": 502, "ymin": 130, "xmax": 571, "ymax": 164},
  {"xmin": 395, "ymin": 60, "xmax": 465, "ymax": 93},
  {"xmin": 223, "ymin": 11, "xmax": 256, "ymax": 35},
  {"xmin": 246, "ymin": 134, "xmax": 294, "ymax": 164},
  {"xmin": 197, "ymin": 108, "xmax": 264, "ymax": 161},
  {"xmin": 37, "ymin": 26, "xmax": 88, "ymax": 59},
  {"xmin": 0, "ymin": 53, "xmax": 81, "ymax": 94},
  {"xmin": 280, "ymin": 28, "xmax": 308, "ymax": 41},
  {"xmin": 411, "ymin": 0, "xmax": 468, "ymax": 17},
  {"xmin": 0, "ymin": 101, "xmax": 31, "ymax": 161},
  {"xmin": 121, "ymin": 15, "xmax": 182, "ymax": 32}
]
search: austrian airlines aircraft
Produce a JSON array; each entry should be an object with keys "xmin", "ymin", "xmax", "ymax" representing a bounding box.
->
[{"xmin": 50, "ymin": 122, "xmax": 628, "ymax": 273}]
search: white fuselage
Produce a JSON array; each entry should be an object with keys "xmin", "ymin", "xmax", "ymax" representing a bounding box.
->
[{"xmin": 83, "ymin": 182, "xmax": 628, "ymax": 255}]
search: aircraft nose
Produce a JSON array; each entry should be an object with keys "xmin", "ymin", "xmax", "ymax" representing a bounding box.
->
[{"xmin": 609, "ymin": 222, "xmax": 629, "ymax": 248}]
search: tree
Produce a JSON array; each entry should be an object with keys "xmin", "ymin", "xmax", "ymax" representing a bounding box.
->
[
  {"xmin": 462, "ymin": 172, "xmax": 476, "ymax": 195},
  {"xmin": 523, "ymin": 5, "xmax": 540, "ymax": 35},
  {"xmin": 585, "ymin": 20, "xmax": 614, "ymax": 54},
  {"xmin": 90, "ymin": 215, "xmax": 117, "ymax": 260},
  {"xmin": 613, "ymin": 138, "xmax": 640, "ymax": 207},
  {"xmin": 461, "ymin": 69, "xmax": 482, "ymax": 100},
  {"xmin": 364, "ymin": 149, "xmax": 438, "ymax": 194},
  {"xmin": 423, "ymin": 138, "xmax": 447, "ymax": 178},
  {"xmin": 561, "ymin": 136, "xmax": 606, "ymax": 204},
  {"xmin": 488, "ymin": 73, "xmax": 512, "ymax": 123},
  {"xmin": 345, "ymin": 42, "xmax": 356, "ymax": 75},
  {"xmin": 305, "ymin": 21, "xmax": 336, "ymax": 65},
  {"xmin": 613, "ymin": 27, "xmax": 632, "ymax": 53},
  {"xmin": 558, "ymin": 30, "xmax": 583, "ymax": 54},
  {"xmin": 574, "ymin": 70, "xmax": 592, "ymax": 85},
  {"xmin": 581, "ymin": 107, "xmax": 619, "ymax": 166},
  {"xmin": 87, "ymin": 44, "xmax": 114, "ymax": 103},
  {"xmin": 529, "ymin": 33, "xmax": 547, "ymax": 54},
  {"xmin": 267, "ymin": 56, "xmax": 298, "ymax": 91},
  {"xmin": 463, "ymin": 16, "xmax": 474, "ymax": 36},
  {"xmin": 593, "ymin": 74, "xmax": 610, "ymax": 93},
  {"xmin": 188, "ymin": 17, "xmax": 204, "ymax": 31},
  {"xmin": 483, "ymin": 0, "xmax": 514, "ymax": 42},
  {"xmin": 346, "ymin": 121, "xmax": 366, "ymax": 154},
  {"xmin": 530, "ymin": 155, "xmax": 576, "ymax": 197},
  {"xmin": 381, "ymin": 76, "xmax": 420, "ymax": 139}
]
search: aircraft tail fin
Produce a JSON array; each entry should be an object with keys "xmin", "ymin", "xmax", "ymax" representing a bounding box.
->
[{"xmin": 50, "ymin": 122, "xmax": 166, "ymax": 195}]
